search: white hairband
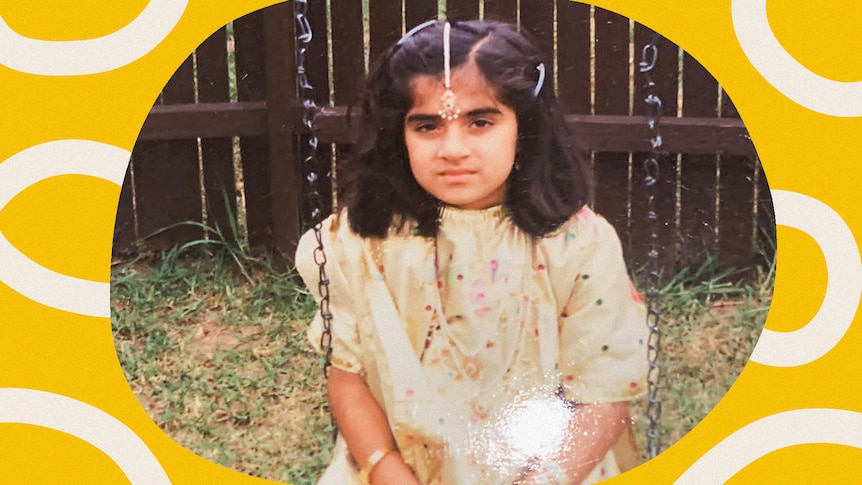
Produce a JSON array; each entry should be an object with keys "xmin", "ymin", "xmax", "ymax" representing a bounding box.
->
[{"xmin": 397, "ymin": 19, "xmax": 437, "ymax": 46}]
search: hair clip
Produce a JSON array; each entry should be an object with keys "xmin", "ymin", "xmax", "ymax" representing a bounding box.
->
[
  {"xmin": 533, "ymin": 63, "xmax": 546, "ymax": 97},
  {"xmin": 397, "ymin": 19, "xmax": 438, "ymax": 46}
]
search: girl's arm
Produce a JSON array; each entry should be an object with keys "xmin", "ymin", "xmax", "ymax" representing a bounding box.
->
[
  {"xmin": 328, "ymin": 367, "xmax": 421, "ymax": 485},
  {"xmin": 518, "ymin": 400, "xmax": 630, "ymax": 485}
]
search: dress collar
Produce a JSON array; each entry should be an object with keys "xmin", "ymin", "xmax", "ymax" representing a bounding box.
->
[{"xmin": 438, "ymin": 204, "xmax": 508, "ymax": 224}]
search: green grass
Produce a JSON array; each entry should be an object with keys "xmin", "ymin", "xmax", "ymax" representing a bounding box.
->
[
  {"xmin": 112, "ymin": 238, "xmax": 772, "ymax": 483},
  {"xmin": 628, "ymin": 252, "xmax": 773, "ymax": 452},
  {"xmin": 112, "ymin": 243, "xmax": 331, "ymax": 483}
]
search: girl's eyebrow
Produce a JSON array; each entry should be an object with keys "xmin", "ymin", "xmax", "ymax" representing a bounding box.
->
[
  {"xmin": 404, "ymin": 113, "xmax": 440, "ymax": 124},
  {"xmin": 404, "ymin": 107, "xmax": 503, "ymax": 124},
  {"xmin": 464, "ymin": 107, "xmax": 503, "ymax": 118}
]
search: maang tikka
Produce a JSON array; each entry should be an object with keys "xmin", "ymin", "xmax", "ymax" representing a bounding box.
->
[
  {"xmin": 396, "ymin": 20, "xmax": 546, "ymax": 118},
  {"xmin": 438, "ymin": 21, "xmax": 461, "ymax": 121}
]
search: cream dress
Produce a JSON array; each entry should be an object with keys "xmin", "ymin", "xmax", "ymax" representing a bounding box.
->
[{"xmin": 295, "ymin": 205, "xmax": 648, "ymax": 485}]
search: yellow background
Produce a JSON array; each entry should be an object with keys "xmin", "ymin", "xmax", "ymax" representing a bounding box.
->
[{"xmin": 0, "ymin": 0, "xmax": 860, "ymax": 483}]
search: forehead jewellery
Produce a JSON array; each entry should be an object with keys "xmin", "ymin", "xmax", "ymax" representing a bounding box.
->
[
  {"xmin": 439, "ymin": 21, "xmax": 461, "ymax": 120},
  {"xmin": 396, "ymin": 20, "xmax": 546, "ymax": 119}
]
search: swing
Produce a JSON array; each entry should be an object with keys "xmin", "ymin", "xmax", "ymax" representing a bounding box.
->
[{"xmin": 292, "ymin": 0, "xmax": 665, "ymax": 466}]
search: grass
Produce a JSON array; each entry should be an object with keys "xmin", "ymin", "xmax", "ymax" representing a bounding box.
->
[
  {"xmin": 628, "ymin": 251, "xmax": 773, "ymax": 452},
  {"xmin": 112, "ymin": 241, "xmax": 331, "ymax": 483},
  {"xmin": 111, "ymin": 235, "xmax": 772, "ymax": 483}
]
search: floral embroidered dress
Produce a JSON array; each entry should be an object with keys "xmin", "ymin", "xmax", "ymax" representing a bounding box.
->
[{"xmin": 296, "ymin": 205, "xmax": 648, "ymax": 485}]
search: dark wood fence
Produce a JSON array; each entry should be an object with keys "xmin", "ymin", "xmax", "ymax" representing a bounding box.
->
[{"xmin": 114, "ymin": 1, "xmax": 773, "ymax": 272}]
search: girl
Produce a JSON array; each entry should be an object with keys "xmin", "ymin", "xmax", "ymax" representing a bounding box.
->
[{"xmin": 296, "ymin": 19, "xmax": 648, "ymax": 485}]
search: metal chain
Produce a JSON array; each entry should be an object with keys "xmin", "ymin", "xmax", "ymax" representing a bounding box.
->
[
  {"xmin": 294, "ymin": 0, "xmax": 334, "ymax": 376},
  {"xmin": 639, "ymin": 32, "xmax": 664, "ymax": 460},
  {"xmin": 296, "ymin": 3, "xmax": 662, "ymax": 450}
]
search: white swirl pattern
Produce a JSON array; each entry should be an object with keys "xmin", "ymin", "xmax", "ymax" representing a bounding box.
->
[
  {"xmin": 707, "ymin": 4, "xmax": 862, "ymax": 483},
  {"xmin": 0, "ymin": 2, "xmax": 181, "ymax": 482},
  {"xmin": 0, "ymin": 140, "xmax": 130, "ymax": 318},
  {"xmin": 0, "ymin": 2, "xmax": 854, "ymax": 483},
  {"xmin": 0, "ymin": 388, "xmax": 171, "ymax": 484},
  {"xmin": 0, "ymin": 0, "xmax": 187, "ymax": 76},
  {"xmin": 674, "ymin": 408, "xmax": 862, "ymax": 484},
  {"xmin": 750, "ymin": 190, "xmax": 862, "ymax": 367},
  {"xmin": 732, "ymin": 0, "xmax": 862, "ymax": 117}
]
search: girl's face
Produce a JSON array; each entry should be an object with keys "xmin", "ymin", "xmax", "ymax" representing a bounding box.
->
[{"xmin": 403, "ymin": 62, "xmax": 518, "ymax": 210}]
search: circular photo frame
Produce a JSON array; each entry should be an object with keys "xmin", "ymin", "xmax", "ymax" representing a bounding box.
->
[{"xmin": 1, "ymin": 1, "xmax": 860, "ymax": 484}]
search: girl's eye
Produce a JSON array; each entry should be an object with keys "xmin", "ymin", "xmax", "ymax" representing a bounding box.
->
[
  {"xmin": 472, "ymin": 119, "xmax": 492, "ymax": 128},
  {"xmin": 415, "ymin": 123, "xmax": 439, "ymax": 132}
]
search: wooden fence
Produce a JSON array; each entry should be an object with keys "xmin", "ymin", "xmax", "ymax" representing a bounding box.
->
[{"xmin": 114, "ymin": 1, "xmax": 773, "ymax": 272}]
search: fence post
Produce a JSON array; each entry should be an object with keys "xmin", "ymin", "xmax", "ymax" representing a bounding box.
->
[{"xmin": 264, "ymin": 3, "xmax": 301, "ymax": 257}]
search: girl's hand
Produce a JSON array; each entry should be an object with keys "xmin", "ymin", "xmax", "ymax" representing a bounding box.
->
[
  {"xmin": 512, "ymin": 401, "xmax": 630, "ymax": 485},
  {"xmin": 328, "ymin": 368, "xmax": 421, "ymax": 485},
  {"xmin": 512, "ymin": 465, "xmax": 574, "ymax": 485},
  {"xmin": 511, "ymin": 472, "xmax": 542, "ymax": 485},
  {"xmin": 368, "ymin": 450, "xmax": 422, "ymax": 484},
  {"xmin": 510, "ymin": 466, "xmax": 558, "ymax": 485}
]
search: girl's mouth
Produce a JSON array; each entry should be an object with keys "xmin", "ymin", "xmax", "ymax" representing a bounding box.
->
[{"xmin": 440, "ymin": 169, "xmax": 475, "ymax": 183}]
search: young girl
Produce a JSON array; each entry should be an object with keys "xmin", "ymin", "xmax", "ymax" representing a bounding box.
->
[{"xmin": 296, "ymin": 19, "xmax": 648, "ymax": 485}]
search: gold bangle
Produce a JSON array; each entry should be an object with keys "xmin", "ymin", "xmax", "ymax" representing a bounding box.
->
[{"xmin": 358, "ymin": 446, "xmax": 395, "ymax": 485}]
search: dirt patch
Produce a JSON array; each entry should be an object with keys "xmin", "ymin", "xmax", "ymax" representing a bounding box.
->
[{"xmin": 191, "ymin": 317, "xmax": 262, "ymax": 358}]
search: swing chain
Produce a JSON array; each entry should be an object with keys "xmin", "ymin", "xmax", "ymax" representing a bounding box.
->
[
  {"xmin": 640, "ymin": 31, "xmax": 664, "ymax": 460},
  {"xmin": 294, "ymin": 0, "xmax": 334, "ymax": 375}
]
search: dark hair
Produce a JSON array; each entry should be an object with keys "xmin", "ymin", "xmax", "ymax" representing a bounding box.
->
[{"xmin": 338, "ymin": 19, "xmax": 593, "ymax": 238}]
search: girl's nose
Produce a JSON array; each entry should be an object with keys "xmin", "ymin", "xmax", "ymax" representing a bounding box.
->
[{"xmin": 438, "ymin": 125, "xmax": 470, "ymax": 160}]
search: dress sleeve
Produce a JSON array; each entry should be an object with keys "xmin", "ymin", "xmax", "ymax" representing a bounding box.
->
[
  {"xmin": 557, "ymin": 213, "xmax": 649, "ymax": 404},
  {"xmin": 295, "ymin": 215, "xmax": 365, "ymax": 374}
]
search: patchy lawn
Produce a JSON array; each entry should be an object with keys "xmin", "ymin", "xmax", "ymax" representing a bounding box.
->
[{"xmin": 112, "ymin": 247, "xmax": 771, "ymax": 484}]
